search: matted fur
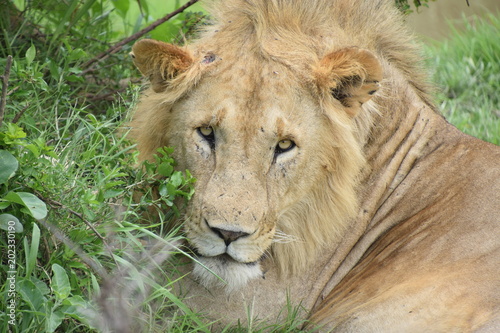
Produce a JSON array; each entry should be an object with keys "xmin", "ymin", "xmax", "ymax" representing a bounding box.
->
[{"xmin": 130, "ymin": 0, "xmax": 499, "ymax": 330}]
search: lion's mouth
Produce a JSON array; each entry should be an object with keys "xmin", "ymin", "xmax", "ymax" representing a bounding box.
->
[
  {"xmin": 191, "ymin": 252, "xmax": 265, "ymax": 291},
  {"xmin": 186, "ymin": 232, "xmax": 269, "ymax": 290},
  {"xmin": 214, "ymin": 253, "xmax": 262, "ymax": 266},
  {"xmin": 192, "ymin": 250, "xmax": 261, "ymax": 267}
]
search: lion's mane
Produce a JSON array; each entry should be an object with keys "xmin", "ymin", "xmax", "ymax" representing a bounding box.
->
[{"xmin": 131, "ymin": 0, "xmax": 435, "ymax": 277}]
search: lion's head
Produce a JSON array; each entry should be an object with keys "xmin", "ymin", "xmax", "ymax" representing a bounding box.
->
[{"xmin": 130, "ymin": 1, "xmax": 385, "ymax": 291}]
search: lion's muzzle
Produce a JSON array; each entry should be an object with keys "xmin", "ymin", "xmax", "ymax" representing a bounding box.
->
[
  {"xmin": 209, "ymin": 224, "xmax": 251, "ymax": 246},
  {"xmin": 188, "ymin": 220, "xmax": 269, "ymax": 291},
  {"xmin": 189, "ymin": 218, "xmax": 266, "ymax": 264}
]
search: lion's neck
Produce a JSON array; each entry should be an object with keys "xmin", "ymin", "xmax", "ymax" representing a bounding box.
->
[
  {"xmin": 361, "ymin": 65, "xmax": 440, "ymax": 209},
  {"xmin": 311, "ymin": 66, "xmax": 445, "ymax": 308},
  {"xmin": 364, "ymin": 95, "xmax": 435, "ymax": 201}
]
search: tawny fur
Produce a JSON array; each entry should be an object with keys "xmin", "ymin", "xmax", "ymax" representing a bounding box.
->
[{"xmin": 129, "ymin": 0, "xmax": 499, "ymax": 331}]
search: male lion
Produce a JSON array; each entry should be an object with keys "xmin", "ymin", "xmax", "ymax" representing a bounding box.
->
[{"xmin": 130, "ymin": 0, "xmax": 499, "ymax": 331}]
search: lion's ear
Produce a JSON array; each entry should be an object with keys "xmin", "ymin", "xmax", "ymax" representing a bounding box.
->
[
  {"xmin": 130, "ymin": 39, "xmax": 193, "ymax": 93},
  {"xmin": 315, "ymin": 47, "xmax": 382, "ymax": 116}
]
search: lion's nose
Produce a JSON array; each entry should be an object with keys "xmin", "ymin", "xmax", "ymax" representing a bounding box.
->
[{"xmin": 210, "ymin": 226, "xmax": 250, "ymax": 246}]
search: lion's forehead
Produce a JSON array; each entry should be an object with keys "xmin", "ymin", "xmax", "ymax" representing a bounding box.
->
[{"xmin": 179, "ymin": 58, "xmax": 319, "ymax": 145}]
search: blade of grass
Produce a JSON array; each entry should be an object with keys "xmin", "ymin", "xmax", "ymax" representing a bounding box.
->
[{"xmin": 24, "ymin": 222, "xmax": 41, "ymax": 278}]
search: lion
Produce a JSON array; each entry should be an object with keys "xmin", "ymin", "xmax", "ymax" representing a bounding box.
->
[{"xmin": 129, "ymin": 0, "xmax": 499, "ymax": 331}]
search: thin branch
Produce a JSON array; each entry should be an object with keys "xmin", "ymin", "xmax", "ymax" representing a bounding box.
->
[
  {"xmin": 38, "ymin": 218, "xmax": 109, "ymax": 278},
  {"xmin": 40, "ymin": 194, "xmax": 106, "ymax": 242},
  {"xmin": 0, "ymin": 55, "xmax": 14, "ymax": 127},
  {"xmin": 12, "ymin": 103, "xmax": 29, "ymax": 123},
  {"xmin": 82, "ymin": 0, "xmax": 199, "ymax": 71},
  {"xmin": 37, "ymin": 194, "xmax": 122, "ymax": 274}
]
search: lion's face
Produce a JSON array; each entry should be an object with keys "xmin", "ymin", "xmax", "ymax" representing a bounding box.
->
[
  {"xmin": 131, "ymin": 39, "xmax": 382, "ymax": 290},
  {"xmin": 167, "ymin": 61, "xmax": 332, "ymax": 289}
]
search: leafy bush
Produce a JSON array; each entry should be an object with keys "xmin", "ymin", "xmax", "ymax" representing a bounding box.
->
[
  {"xmin": 0, "ymin": 103, "xmax": 196, "ymax": 332},
  {"xmin": 0, "ymin": 1, "xmax": 200, "ymax": 331},
  {"xmin": 0, "ymin": 110, "xmax": 196, "ymax": 331}
]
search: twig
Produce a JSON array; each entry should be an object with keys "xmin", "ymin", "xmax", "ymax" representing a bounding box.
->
[
  {"xmin": 0, "ymin": 55, "xmax": 13, "ymax": 127},
  {"xmin": 12, "ymin": 103, "xmax": 29, "ymax": 123},
  {"xmin": 82, "ymin": 0, "xmax": 199, "ymax": 71},
  {"xmin": 35, "ymin": 190, "xmax": 138, "ymax": 278},
  {"xmin": 38, "ymin": 193, "xmax": 124, "ymax": 273},
  {"xmin": 38, "ymin": 218, "xmax": 109, "ymax": 278},
  {"xmin": 39, "ymin": 194, "xmax": 106, "ymax": 242}
]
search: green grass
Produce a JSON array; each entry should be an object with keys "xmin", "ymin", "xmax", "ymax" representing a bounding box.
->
[
  {"xmin": 426, "ymin": 13, "xmax": 500, "ymax": 145},
  {"xmin": 0, "ymin": 3, "xmax": 499, "ymax": 332}
]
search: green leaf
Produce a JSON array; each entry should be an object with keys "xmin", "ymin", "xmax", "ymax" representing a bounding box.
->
[
  {"xmin": 0, "ymin": 150, "xmax": 18, "ymax": 184},
  {"xmin": 17, "ymin": 278, "xmax": 47, "ymax": 312},
  {"xmin": 103, "ymin": 189, "xmax": 123, "ymax": 199},
  {"xmin": 51, "ymin": 264, "xmax": 71, "ymax": 300},
  {"xmin": 166, "ymin": 183, "xmax": 177, "ymax": 197},
  {"xmin": 159, "ymin": 183, "xmax": 168, "ymax": 197},
  {"xmin": 24, "ymin": 223, "xmax": 40, "ymax": 278},
  {"xmin": 48, "ymin": 60, "xmax": 61, "ymax": 80},
  {"xmin": 104, "ymin": 180, "xmax": 126, "ymax": 190},
  {"xmin": 170, "ymin": 171, "xmax": 183, "ymax": 187},
  {"xmin": 63, "ymin": 295, "xmax": 87, "ymax": 308},
  {"xmin": 67, "ymin": 261, "xmax": 86, "ymax": 269},
  {"xmin": 0, "ymin": 214, "xmax": 23, "ymax": 233},
  {"xmin": 2, "ymin": 123, "xmax": 27, "ymax": 145},
  {"xmin": 31, "ymin": 276, "xmax": 51, "ymax": 295},
  {"xmin": 91, "ymin": 273, "xmax": 100, "ymax": 295},
  {"xmin": 45, "ymin": 308, "xmax": 64, "ymax": 333},
  {"xmin": 111, "ymin": 0, "xmax": 130, "ymax": 19},
  {"xmin": 68, "ymin": 49, "xmax": 87, "ymax": 62},
  {"xmin": 24, "ymin": 143, "xmax": 40, "ymax": 158},
  {"xmin": 157, "ymin": 162, "xmax": 174, "ymax": 177},
  {"xmin": 4, "ymin": 192, "xmax": 48, "ymax": 220},
  {"xmin": 60, "ymin": 295, "xmax": 95, "ymax": 327},
  {"xmin": 26, "ymin": 44, "xmax": 36, "ymax": 65}
]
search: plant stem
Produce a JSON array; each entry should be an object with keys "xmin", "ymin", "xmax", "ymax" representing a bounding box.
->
[
  {"xmin": 0, "ymin": 55, "xmax": 13, "ymax": 127},
  {"xmin": 42, "ymin": 195, "xmax": 106, "ymax": 242}
]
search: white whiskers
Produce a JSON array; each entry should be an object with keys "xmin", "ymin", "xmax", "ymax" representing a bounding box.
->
[{"xmin": 272, "ymin": 230, "xmax": 301, "ymax": 244}]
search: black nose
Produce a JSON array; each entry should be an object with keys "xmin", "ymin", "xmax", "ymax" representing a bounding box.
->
[{"xmin": 210, "ymin": 227, "xmax": 250, "ymax": 246}]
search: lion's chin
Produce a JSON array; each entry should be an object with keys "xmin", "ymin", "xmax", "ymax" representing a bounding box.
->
[{"xmin": 192, "ymin": 254, "xmax": 264, "ymax": 292}]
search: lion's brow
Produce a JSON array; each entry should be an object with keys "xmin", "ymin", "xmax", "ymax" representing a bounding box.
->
[
  {"xmin": 211, "ymin": 107, "xmax": 227, "ymax": 126},
  {"xmin": 275, "ymin": 117, "xmax": 285, "ymax": 137}
]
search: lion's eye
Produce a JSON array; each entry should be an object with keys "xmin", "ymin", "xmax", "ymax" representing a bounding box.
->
[
  {"xmin": 199, "ymin": 126, "xmax": 213, "ymax": 137},
  {"xmin": 275, "ymin": 139, "xmax": 295, "ymax": 155},
  {"xmin": 197, "ymin": 126, "xmax": 215, "ymax": 148}
]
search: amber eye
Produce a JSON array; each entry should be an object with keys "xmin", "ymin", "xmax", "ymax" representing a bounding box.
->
[
  {"xmin": 275, "ymin": 139, "xmax": 295, "ymax": 155},
  {"xmin": 198, "ymin": 126, "xmax": 213, "ymax": 137},
  {"xmin": 197, "ymin": 126, "xmax": 215, "ymax": 148}
]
